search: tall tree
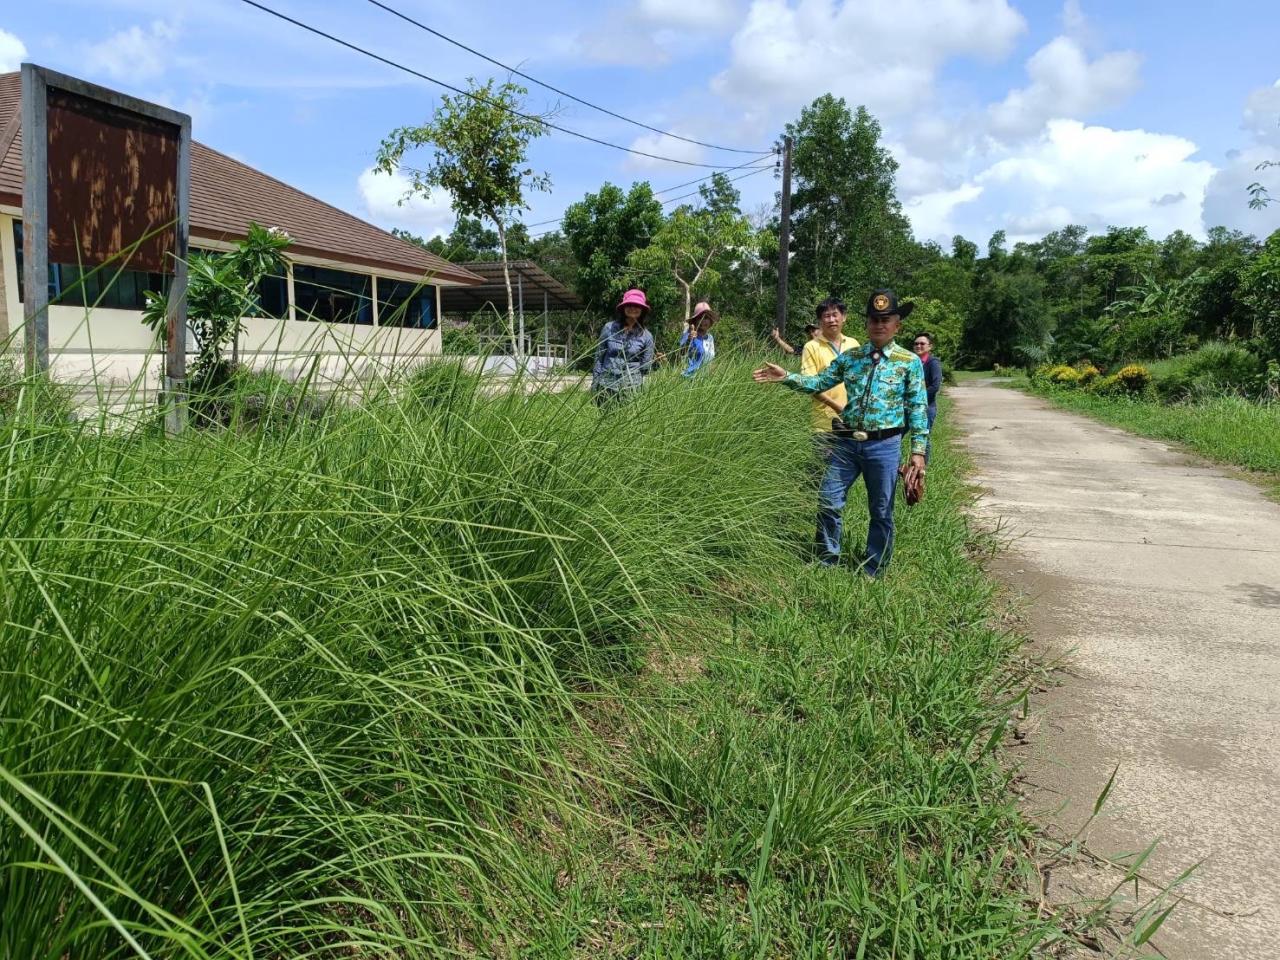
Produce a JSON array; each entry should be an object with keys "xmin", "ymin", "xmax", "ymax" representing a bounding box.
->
[
  {"xmin": 377, "ymin": 77, "xmax": 551, "ymax": 348},
  {"xmin": 786, "ymin": 96, "xmax": 914, "ymax": 311},
  {"xmin": 562, "ymin": 182, "xmax": 664, "ymax": 311},
  {"xmin": 627, "ymin": 197, "xmax": 753, "ymax": 324}
]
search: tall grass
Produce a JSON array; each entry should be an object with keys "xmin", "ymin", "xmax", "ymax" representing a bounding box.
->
[
  {"xmin": 1, "ymin": 358, "xmax": 808, "ymax": 957},
  {"xmin": 2, "ymin": 358, "xmax": 1061, "ymax": 956},
  {"xmin": 1028, "ymin": 388, "xmax": 1280, "ymax": 483}
]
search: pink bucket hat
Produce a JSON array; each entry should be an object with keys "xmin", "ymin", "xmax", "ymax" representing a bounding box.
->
[
  {"xmin": 687, "ymin": 301, "xmax": 718, "ymax": 326},
  {"xmin": 616, "ymin": 288, "xmax": 651, "ymax": 316}
]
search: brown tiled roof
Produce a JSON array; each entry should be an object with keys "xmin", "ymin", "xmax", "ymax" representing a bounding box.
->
[{"xmin": 0, "ymin": 72, "xmax": 482, "ymax": 286}]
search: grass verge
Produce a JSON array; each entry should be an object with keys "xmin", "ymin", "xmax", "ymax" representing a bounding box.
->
[
  {"xmin": 1021, "ymin": 386, "xmax": 1280, "ymax": 496},
  {"xmin": 2, "ymin": 361, "xmax": 1060, "ymax": 957}
]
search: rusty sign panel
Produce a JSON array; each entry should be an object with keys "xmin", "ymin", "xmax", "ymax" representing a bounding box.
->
[{"xmin": 45, "ymin": 87, "xmax": 180, "ymax": 273}]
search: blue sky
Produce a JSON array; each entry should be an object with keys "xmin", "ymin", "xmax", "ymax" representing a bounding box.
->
[{"xmin": 3, "ymin": 0, "xmax": 1278, "ymax": 248}]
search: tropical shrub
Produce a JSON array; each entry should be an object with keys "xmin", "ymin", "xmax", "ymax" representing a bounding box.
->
[
  {"xmin": 1114, "ymin": 363, "xmax": 1153, "ymax": 394},
  {"xmin": 1151, "ymin": 341, "xmax": 1264, "ymax": 400},
  {"xmin": 1075, "ymin": 362, "xmax": 1101, "ymax": 385},
  {"xmin": 1088, "ymin": 373, "xmax": 1124, "ymax": 396}
]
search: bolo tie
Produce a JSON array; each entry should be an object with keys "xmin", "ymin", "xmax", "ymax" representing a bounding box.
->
[{"xmin": 849, "ymin": 349, "xmax": 883, "ymax": 441}]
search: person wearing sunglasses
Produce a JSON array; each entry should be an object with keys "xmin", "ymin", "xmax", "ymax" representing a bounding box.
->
[
  {"xmin": 752, "ymin": 289, "xmax": 928, "ymax": 577},
  {"xmin": 912, "ymin": 331, "xmax": 943, "ymax": 461}
]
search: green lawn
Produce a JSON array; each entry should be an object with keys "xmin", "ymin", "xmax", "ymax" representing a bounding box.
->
[
  {"xmin": 1, "ymin": 362, "xmax": 1106, "ymax": 956},
  {"xmin": 1026, "ymin": 386, "xmax": 1280, "ymax": 495}
]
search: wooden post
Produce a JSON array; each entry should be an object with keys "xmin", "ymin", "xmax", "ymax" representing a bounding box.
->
[
  {"xmin": 775, "ymin": 135, "xmax": 793, "ymax": 342},
  {"xmin": 165, "ymin": 113, "xmax": 191, "ymax": 436},
  {"xmin": 517, "ymin": 269, "xmax": 525, "ymax": 369},
  {"xmin": 21, "ymin": 65, "xmax": 50, "ymax": 375}
]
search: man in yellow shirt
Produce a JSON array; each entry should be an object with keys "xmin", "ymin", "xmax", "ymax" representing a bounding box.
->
[{"xmin": 800, "ymin": 297, "xmax": 860, "ymax": 436}]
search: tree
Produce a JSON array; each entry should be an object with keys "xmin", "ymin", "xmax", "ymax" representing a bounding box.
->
[
  {"xmin": 951, "ymin": 235, "xmax": 979, "ymax": 267},
  {"xmin": 901, "ymin": 297, "xmax": 964, "ymax": 363},
  {"xmin": 377, "ymin": 77, "xmax": 551, "ymax": 350},
  {"xmin": 964, "ymin": 264, "xmax": 1047, "ymax": 367},
  {"xmin": 627, "ymin": 197, "xmax": 753, "ymax": 325},
  {"xmin": 1238, "ymin": 228, "xmax": 1280, "ymax": 360},
  {"xmin": 562, "ymin": 182, "xmax": 663, "ymax": 312},
  {"xmin": 786, "ymin": 96, "xmax": 914, "ymax": 313}
]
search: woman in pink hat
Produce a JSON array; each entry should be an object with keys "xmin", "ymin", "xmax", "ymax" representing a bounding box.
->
[
  {"xmin": 591, "ymin": 288, "xmax": 656, "ymax": 405},
  {"xmin": 678, "ymin": 301, "xmax": 719, "ymax": 377}
]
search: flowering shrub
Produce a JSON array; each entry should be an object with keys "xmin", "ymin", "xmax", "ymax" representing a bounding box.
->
[
  {"xmin": 1075, "ymin": 363, "xmax": 1101, "ymax": 385},
  {"xmin": 1114, "ymin": 364, "xmax": 1153, "ymax": 394}
]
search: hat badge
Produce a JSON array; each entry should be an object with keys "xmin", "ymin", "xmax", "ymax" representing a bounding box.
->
[{"xmin": 873, "ymin": 294, "xmax": 890, "ymax": 312}]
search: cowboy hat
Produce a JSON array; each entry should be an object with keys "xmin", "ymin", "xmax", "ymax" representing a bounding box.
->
[{"xmin": 865, "ymin": 288, "xmax": 915, "ymax": 320}]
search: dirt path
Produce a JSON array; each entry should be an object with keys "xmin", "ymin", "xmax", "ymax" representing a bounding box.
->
[{"xmin": 951, "ymin": 380, "xmax": 1280, "ymax": 958}]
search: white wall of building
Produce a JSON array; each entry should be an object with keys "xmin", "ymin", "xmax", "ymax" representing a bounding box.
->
[{"xmin": 0, "ymin": 211, "xmax": 444, "ymax": 397}]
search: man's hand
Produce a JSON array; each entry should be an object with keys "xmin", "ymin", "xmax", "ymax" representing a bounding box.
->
[
  {"xmin": 752, "ymin": 362, "xmax": 788, "ymax": 383},
  {"xmin": 902, "ymin": 453, "xmax": 926, "ymax": 485},
  {"xmin": 899, "ymin": 453, "xmax": 927, "ymax": 506}
]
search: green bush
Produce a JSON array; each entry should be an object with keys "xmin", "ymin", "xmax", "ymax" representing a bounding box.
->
[
  {"xmin": 1151, "ymin": 341, "xmax": 1264, "ymax": 400},
  {"xmin": 1075, "ymin": 362, "xmax": 1101, "ymax": 385},
  {"xmin": 1089, "ymin": 373, "xmax": 1123, "ymax": 396},
  {"xmin": 1114, "ymin": 363, "xmax": 1153, "ymax": 394}
]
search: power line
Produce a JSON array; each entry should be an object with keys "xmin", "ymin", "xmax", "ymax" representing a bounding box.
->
[
  {"xmin": 522, "ymin": 158, "xmax": 775, "ymax": 231},
  {"xmin": 239, "ymin": 0, "xmax": 758, "ymax": 170},
  {"xmin": 363, "ymin": 0, "xmax": 773, "ymax": 157}
]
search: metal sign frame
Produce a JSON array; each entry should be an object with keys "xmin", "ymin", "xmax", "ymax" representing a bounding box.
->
[{"xmin": 21, "ymin": 63, "xmax": 191, "ymax": 432}]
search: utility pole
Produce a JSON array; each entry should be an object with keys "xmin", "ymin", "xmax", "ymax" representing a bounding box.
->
[{"xmin": 775, "ymin": 135, "xmax": 793, "ymax": 341}]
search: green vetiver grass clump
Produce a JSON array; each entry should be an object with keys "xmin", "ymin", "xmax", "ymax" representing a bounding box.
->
[{"xmin": 2, "ymin": 360, "xmax": 1060, "ymax": 956}]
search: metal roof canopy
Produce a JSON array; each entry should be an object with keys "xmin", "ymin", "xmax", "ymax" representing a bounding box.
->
[{"xmin": 440, "ymin": 260, "xmax": 583, "ymax": 315}]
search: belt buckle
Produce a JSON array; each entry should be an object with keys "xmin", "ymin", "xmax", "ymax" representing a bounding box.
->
[{"xmin": 852, "ymin": 429, "xmax": 869, "ymax": 441}]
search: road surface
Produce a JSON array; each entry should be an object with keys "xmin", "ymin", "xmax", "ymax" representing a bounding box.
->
[{"xmin": 951, "ymin": 380, "xmax": 1280, "ymax": 958}]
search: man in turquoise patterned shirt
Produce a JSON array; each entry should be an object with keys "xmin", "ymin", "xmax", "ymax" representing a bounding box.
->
[{"xmin": 754, "ymin": 289, "xmax": 929, "ymax": 576}]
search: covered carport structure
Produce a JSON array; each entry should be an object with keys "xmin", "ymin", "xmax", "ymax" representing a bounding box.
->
[{"xmin": 440, "ymin": 260, "xmax": 586, "ymax": 365}]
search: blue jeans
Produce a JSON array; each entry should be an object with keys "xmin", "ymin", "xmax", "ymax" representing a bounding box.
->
[
  {"xmin": 925, "ymin": 403, "xmax": 937, "ymax": 462},
  {"xmin": 816, "ymin": 435, "xmax": 901, "ymax": 576}
]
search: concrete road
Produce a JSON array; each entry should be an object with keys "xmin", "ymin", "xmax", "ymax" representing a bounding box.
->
[{"xmin": 951, "ymin": 380, "xmax": 1280, "ymax": 958}]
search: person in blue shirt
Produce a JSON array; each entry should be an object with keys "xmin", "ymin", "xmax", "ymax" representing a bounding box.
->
[
  {"xmin": 592, "ymin": 288, "xmax": 656, "ymax": 405},
  {"xmin": 678, "ymin": 301, "xmax": 718, "ymax": 377},
  {"xmin": 754, "ymin": 289, "xmax": 928, "ymax": 576},
  {"xmin": 912, "ymin": 331, "xmax": 943, "ymax": 461}
]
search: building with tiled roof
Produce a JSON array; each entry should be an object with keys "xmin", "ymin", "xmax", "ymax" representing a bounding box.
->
[{"xmin": 0, "ymin": 69, "xmax": 483, "ymax": 389}]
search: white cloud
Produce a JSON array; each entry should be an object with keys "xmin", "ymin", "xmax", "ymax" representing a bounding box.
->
[
  {"xmin": 975, "ymin": 120, "xmax": 1214, "ymax": 240},
  {"xmin": 83, "ymin": 20, "xmax": 180, "ymax": 83},
  {"xmin": 623, "ymin": 131, "xmax": 707, "ymax": 171},
  {"xmin": 636, "ymin": 0, "xmax": 738, "ymax": 29},
  {"xmin": 712, "ymin": 0, "xmax": 1026, "ymax": 115},
  {"xmin": 357, "ymin": 167, "xmax": 455, "ymax": 238},
  {"xmin": 0, "ymin": 28, "xmax": 26, "ymax": 72},
  {"xmin": 574, "ymin": 12, "xmax": 672, "ymax": 66},
  {"xmin": 903, "ymin": 183, "xmax": 984, "ymax": 242},
  {"xmin": 1202, "ymin": 146, "xmax": 1280, "ymax": 238},
  {"xmin": 988, "ymin": 36, "xmax": 1141, "ymax": 141},
  {"xmin": 1200, "ymin": 79, "xmax": 1280, "ymax": 237},
  {"xmin": 1242, "ymin": 79, "xmax": 1280, "ymax": 147}
]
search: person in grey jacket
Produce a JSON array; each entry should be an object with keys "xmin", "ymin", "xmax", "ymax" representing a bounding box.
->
[{"xmin": 591, "ymin": 288, "xmax": 656, "ymax": 406}]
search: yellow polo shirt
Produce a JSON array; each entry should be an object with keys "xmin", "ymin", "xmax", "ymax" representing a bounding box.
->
[{"xmin": 800, "ymin": 334, "xmax": 860, "ymax": 432}]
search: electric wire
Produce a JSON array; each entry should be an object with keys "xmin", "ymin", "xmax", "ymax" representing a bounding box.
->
[
  {"xmin": 363, "ymin": 0, "xmax": 773, "ymax": 156},
  {"xmin": 239, "ymin": 0, "xmax": 760, "ymax": 169}
]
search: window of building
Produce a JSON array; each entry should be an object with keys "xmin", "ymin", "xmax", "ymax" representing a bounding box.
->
[
  {"xmin": 12, "ymin": 219, "xmax": 171, "ymax": 309},
  {"xmin": 376, "ymin": 278, "xmax": 437, "ymax": 329},
  {"xmin": 292, "ymin": 265, "xmax": 373, "ymax": 324}
]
